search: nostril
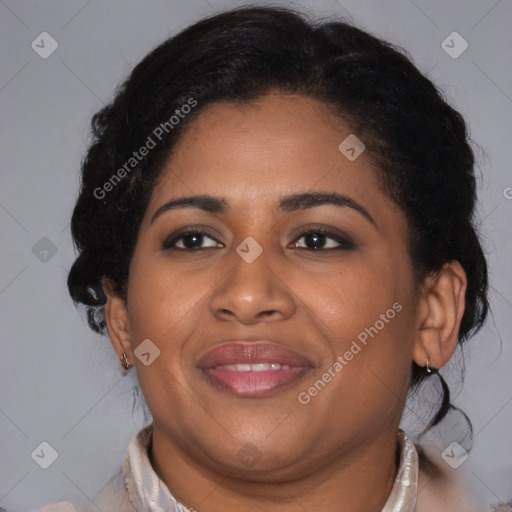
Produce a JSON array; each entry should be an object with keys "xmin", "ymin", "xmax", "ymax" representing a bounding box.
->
[
  {"xmin": 218, "ymin": 309, "xmax": 234, "ymax": 318},
  {"xmin": 257, "ymin": 310, "xmax": 279, "ymax": 319}
]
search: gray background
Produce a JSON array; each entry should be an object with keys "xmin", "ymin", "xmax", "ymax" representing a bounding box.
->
[{"xmin": 0, "ymin": 0, "xmax": 511, "ymax": 510}]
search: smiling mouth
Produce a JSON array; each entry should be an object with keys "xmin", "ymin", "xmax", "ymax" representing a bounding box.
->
[
  {"xmin": 200, "ymin": 365, "xmax": 312, "ymax": 396},
  {"xmin": 197, "ymin": 342, "xmax": 314, "ymax": 397}
]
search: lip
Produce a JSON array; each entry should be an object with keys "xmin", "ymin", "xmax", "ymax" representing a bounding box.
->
[
  {"xmin": 197, "ymin": 342, "xmax": 314, "ymax": 397},
  {"xmin": 197, "ymin": 341, "xmax": 314, "ymax": 368}
]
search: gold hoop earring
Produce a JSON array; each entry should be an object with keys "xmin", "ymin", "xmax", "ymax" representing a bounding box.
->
[{"xmin": 120, "ymin": 353, "xmax": 133, "ymax": 370}]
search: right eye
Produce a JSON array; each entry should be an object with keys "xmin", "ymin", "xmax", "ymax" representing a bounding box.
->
[{"xmin": 162, "ymin": 229, "xmax": 223, "ymax": 250}]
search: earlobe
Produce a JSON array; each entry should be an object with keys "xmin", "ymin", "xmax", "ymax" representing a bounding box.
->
[
  {"xmin": 412, "ymin": 261, "xmax": 467, "ymax": 370},
  {"xmin": 102, "ymin": 277, "xmax": 134, "ymax": 364}
]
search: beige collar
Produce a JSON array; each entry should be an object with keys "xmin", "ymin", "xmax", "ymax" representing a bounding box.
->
[{"xmin": 122, "ymin": 425, "xmax": 419, "ymax": 511}]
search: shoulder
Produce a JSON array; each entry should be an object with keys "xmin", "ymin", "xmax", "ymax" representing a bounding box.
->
[
  {"xmin": 415, "ymin": 443, "xmax": 490, "ymax": 512},
  {"xmin": 36, "ymin": 504, "xmax": 78, "ymax": 512},
  {"xmin": 85, "ymin": 470, "xmax": 135, "ymax": 512},
  {"xmin": 36, "ymin": 470, "xmax": 134, "ymax": 512}
]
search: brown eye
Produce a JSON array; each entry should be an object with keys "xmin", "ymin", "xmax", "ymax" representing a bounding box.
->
[
  {"xmin": 290, "ymin": 229, "xmax": 355, "ymax": 251},
  {"xmin": 163, "ymin": 230, "xmax": 222, "ymax": 250}
]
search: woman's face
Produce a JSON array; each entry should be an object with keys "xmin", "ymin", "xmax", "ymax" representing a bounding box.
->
[{"xmin": 124, "ymin": 93, "xmax": 420, "ymax": 479}]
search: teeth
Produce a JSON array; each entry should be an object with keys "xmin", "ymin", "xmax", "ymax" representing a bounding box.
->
[
  {"xmin": 215, "ymin": 362, "xmax": 292, "ymax": 371},
  {"xmin": 251, "ymin": 362, "xmax": 271, "ymax": 371}
]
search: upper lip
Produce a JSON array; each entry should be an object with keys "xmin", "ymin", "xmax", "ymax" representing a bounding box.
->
[{"xmin": 197, "ymin": 341, "xmax": 315, "ymax": 369}]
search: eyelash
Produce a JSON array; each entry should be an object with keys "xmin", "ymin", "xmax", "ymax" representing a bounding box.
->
[
  {"xmin": 290, "ymin": 227, "xmax": 355, "ymax": 251},
  {"xmin": 162, "ymin": 226, "xmax": 355, "ymax": 251}
]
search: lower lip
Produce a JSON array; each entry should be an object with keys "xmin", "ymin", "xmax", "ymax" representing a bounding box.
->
[{"xmin": 199, "ymin": 367, "xmax": 312, "ymax": 396}]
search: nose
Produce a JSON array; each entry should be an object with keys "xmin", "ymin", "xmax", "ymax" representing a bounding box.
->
[{"xmin": 210, "ymin": 248, "xmax": 296, "ymax": 325}]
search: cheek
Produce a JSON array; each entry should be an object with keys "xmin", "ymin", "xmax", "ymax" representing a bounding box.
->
[
  {"xmin": 296, "ymin": 258, "xmax": 407, "ymax": 344},
  {"xmin": 125, "ymin": 259, "xmax": 203, "ymax": 423},
  {"xmin": 295, "ymin": 261, "xmax": 415, "ymax": 410},
  {"xmin": 126, "ymin": 255, "xmax": 209, "ymax": 344}
]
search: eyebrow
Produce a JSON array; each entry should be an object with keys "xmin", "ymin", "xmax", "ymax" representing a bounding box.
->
[
  {"xmin": 150, "ymin": 191, "xmax": 376, "ymax": 227},
  {"xmin": 279, "ymin": 192, "xmax": 376, "ymax": 226},
  {"xmin": 150, "ymin": 195, "xmax": 228, "ymax": 224}
]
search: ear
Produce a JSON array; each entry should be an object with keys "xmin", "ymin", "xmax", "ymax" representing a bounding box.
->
[
  {"xmin": 102, "ymin": 277, "xmax": 135, "ymax": 365},
  {"xmin": 412, "ymin": 261, "xmax": 467, "ymax": 370}
]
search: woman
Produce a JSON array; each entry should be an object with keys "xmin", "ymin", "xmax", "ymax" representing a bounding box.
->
[{"xmin": 41, "ymin": 5, "xmax": 501, "ymax": 511}]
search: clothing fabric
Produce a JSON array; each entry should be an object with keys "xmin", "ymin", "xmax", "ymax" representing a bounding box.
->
[
  {"xmin": 112, "ymin": 426, "xmax": 418, "ymax": 511},
  {"xmin": 36, "ymin": 425, "xmax": 498, "ymax": 512}
]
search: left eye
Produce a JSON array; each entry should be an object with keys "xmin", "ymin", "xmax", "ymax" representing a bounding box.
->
[{"xmin": 290, "ymin": 230, "xmax": 354, "ymax": 250}]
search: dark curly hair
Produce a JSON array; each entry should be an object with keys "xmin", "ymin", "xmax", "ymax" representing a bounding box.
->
[{"xmin": 67, "ymin": 6, "xmax": 489, "ymax": 433}]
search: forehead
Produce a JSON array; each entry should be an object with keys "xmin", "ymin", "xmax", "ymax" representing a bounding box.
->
[
  {"xmin": 135, "ymin": 92, "xmax": 411, "ymax": 279},
  {"xmin": 147, "ymin": 93, "xmax": 396, "ymax": 221}
]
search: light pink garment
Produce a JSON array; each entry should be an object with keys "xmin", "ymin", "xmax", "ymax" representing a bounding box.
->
[{"xmin": 37, "ymin": 425, "xmax": 500, "ymax": 511}]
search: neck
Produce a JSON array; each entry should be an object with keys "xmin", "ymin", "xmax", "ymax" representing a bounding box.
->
[{"xmin": 150, "ymin": 424, "xmax": 401, "ymax": 512}]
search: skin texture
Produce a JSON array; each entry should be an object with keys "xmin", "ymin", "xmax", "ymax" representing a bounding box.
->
[{"xmin": 103, "ymin": 93, "xmax": 467, "ymax": 512}]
